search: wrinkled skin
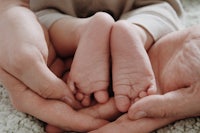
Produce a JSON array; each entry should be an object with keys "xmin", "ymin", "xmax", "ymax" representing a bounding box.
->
[
  {"xmin": 128, "ymin": 25, "xmax": 200, "ymax": 120},
  {"xmin": 91, "ymin": 25, "xmax": 200, "ymax": 133},
  {"xmin": 0, "ymin": 3, "xmax": 108, "ymax": 132}
]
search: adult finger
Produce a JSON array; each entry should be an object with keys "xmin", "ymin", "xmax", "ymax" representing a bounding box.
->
[
  {"xmin": 0, "ymin": 66, "xmax": 80, "ymax": 109},
  {"xmin": 80, "ymin": 98, "xmax": 121, "ymax": 121},
  {"xmin": 19, "ymin": 92, "xmax": 108, "ymax": 132},
  {"xmin": 45, "ymin": 98, "xmax": 121, "ymax": 133},
  {"xmin": 128, "ymin": 84, "xmax": 200, "ymax": 120},
  {"xmin": 3, "ymin": 76, "xmax": 108, "ymax": 132},
  {"xmin": 90, "ymin": 115, "xmax": 175, "ymax": 133}
]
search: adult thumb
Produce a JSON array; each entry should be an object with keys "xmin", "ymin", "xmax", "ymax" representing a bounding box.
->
[
  {"xmin": 14, "ymin": 59, "xmax": 80, "ymax": 108},
  {"xmin": 128, "ymin": 87, "xmax": 199, "ymax": 120}
]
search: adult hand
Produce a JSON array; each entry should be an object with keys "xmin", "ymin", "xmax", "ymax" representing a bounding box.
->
[
  {"xmin": 128, "ymin": 25, "xmax": 200, "ymax": 120},
  {"xmin": 45, "ymin": 99, "xmax": 174, "ymax": 133},
  {"xmin": 81, "ymin": 99, "xmax": 175, "ymax": 133},
  {"xmin": 0, "ymin": 1, "xmax": 76, "ymax": 105},
  {"xmin": 46, "ymin": 99, "xmax": 121, "ymax": 133},
  {"xmin": 0, "ymin": 1, "xmax": 109, "ymax": 132},
  {"xmin": 90, "ymin": 115, "xmax": 176, "ymax": 133}
]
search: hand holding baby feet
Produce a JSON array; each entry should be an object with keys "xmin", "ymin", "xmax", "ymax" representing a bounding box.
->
[
  {"xmin": 128, "ymin": 25, "xmax": 200, "ymax": 120},
  {"xmin": 111, "ymin": 21, "xmax": 157, "ymax": 112}
]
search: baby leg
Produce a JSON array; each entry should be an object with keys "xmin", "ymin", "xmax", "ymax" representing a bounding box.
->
[
  {"xmin": 111, "ymin": 21, "xmax": 157, "ymax": 112},
  {"xmin": 68, "ymin": 12, "xmax": 114, "ymax": 106}
]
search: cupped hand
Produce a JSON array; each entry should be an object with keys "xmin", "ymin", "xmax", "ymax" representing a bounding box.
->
[
  {"xmin": 0, "ymin": 3, "xmax": 109, "ymax": 132},
  {"xmin": 128, "ymin": 25, "xmax": 200, "ymax": 120},
  {"xmin": 0, "ymin": 4, "xmax": 77, "ymax": 105}
]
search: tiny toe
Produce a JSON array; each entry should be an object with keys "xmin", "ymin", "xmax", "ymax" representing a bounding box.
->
[
  {"xmin": 81, "ymin": 95, "xmax": 91, "ymax": 107},
  {"xmin": 76, "ymin": 92, "xmax": 84, "ymax": 101},
  {"xmin": 139, "ymin": 91, "xmax": 147, "ymax": 98},
  {"xmin": 94, "ymin": 90, "xmax": 109, "ymax": 104},
  {"xmin": 115, "ymin": 95, "xmax": 130, "ymax": 112},
  {"xmin": 147, "ymin": 85, "xmax": 157, "ymax": 95}
]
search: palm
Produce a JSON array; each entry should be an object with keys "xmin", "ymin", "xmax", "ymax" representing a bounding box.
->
[{"xmin": 149, "ymin": 27, "xmax": 200, "ymax": 94}]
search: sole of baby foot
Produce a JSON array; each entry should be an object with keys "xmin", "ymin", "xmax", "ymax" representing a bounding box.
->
[
  {"xmin": 67, "ymin": 12, "xmax": 114, "ymax": 105},
  {"xmin": 111, "ymin": 21, "xmax": 157, "ymax": 112}
]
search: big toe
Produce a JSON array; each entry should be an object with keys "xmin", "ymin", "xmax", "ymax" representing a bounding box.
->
[
  {"xmin": 115, "ymin": 95, "xmax": 131, "ymax": 112},
  {"xmin": 94, "ymin": 90, "xmax": 109, "ymax": 104},
  {"xmin": 81, "ymin": 95, "xmax": 91, "ymax": 107}
]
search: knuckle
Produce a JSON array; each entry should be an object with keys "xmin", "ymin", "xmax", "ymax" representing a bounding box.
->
[
  {"xmin": 157, "ymin": 102, "xmax": 173, "ymax": 118},
  {"xmin": 159, "ymin": 107, "xmax": 169, "ymax": 118}
]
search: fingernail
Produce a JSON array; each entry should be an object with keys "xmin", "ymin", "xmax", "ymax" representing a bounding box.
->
[{"xmin": 134, "ymin": 111, "xmax": 147, "ymax": 119}]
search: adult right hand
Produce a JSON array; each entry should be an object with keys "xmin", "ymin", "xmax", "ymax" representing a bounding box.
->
[
  {"xmin": 0, "ymin": 1, "xmax": 108, "ymax": 132},
  {"xmin": 128, "ymin": 25, "xmax": 200, "ymax": 120}
]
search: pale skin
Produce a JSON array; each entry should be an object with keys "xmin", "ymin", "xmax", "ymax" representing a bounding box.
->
[
  {"xmin": 0, "ymin": 0, "xmax": 78, "ymax": 106},
  {"xmin": 0, "ymin": 0, "xmax": 110, "ymax": 132},
  {"xmin": 49, "ymin": 12, "xmax": 157, "ymax": 111},
  {"xmin": 110, "ymin": 20, "xmax": 157, "ymax": 112},
  {"xmin": 0, "ymin": 1, "xmax": 149, "ymax": 132},
  {"xmin": 50, "ymin": 12, "xmax": 114, "ymax": 106},
  {"xmin": 92, "ymin": 25, "xmax": 200, "ymax": 133},
  {"xmin": 4, "ymin": 1, "xmax": 199, "ymax": 133},
  {"xmin": 0, "ymin": 1, "xmax": 157, "ymax": 132},
  {"xmin": 128, "ymin": 25, "xmax": 200, "ymax": 120},
  {"xmin": 46, "ymin": 11, "xmax": 158, "ymax": 132},
  {"xmin": 46, "ymin": 24, "xmax": 200, "ymax": 133}
]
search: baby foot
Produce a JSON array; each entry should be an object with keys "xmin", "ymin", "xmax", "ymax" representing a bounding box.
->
[
  {"xmin": 68, "ymin": 12, "xmax": 114, "ymax": 106},
  {"xmin": 111, "ymin": 21, "xmax": 157, "ymax": 112}
]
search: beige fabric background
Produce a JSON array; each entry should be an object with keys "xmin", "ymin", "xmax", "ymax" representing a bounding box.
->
[{"xmin": 0, "ymin": 0, "xmax": 200, "ymax": 132}]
